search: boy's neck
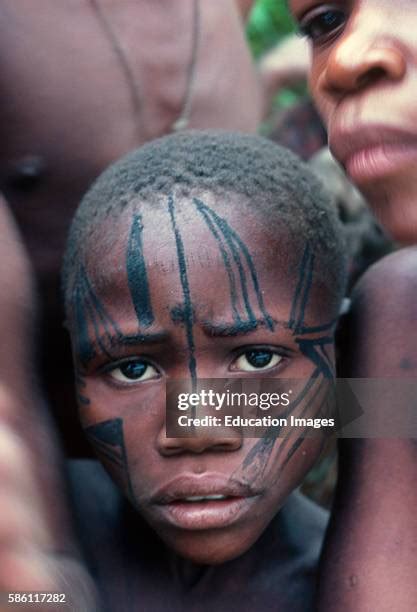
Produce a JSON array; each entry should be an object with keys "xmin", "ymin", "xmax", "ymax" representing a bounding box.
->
[{"xmin": 122, "ymin": 495, "xmax": 291, "ymax": 589}]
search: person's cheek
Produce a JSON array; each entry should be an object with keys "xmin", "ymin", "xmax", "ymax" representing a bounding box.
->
[
  {"xmin": 308, "ymin": 55, "xmax": 333, "ymax": 125},
  {"xmin": 267, "ymin": 438, "xmax": 324, "ymax": 503},
  {"xmin": 115, "ymin": 385, "xmax": 166, "ymax": 500},
  {"xmin": 72, "ymin": 378, "xmax": 141, "ymax": 500}
]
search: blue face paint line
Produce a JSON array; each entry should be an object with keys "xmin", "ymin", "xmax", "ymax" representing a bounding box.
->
[
  {"xmin": 126, "ymin": 213, "xmax": 154, "ymax": 328},
  {"xmin": 278, "ymin": 376, "xmax": 331, "ymax": 470},
  {"xmin": 72, "ymin": 272, "xmax": 96, "ymax": 368},
  {"xmin": 170, "ymin": 304, "xmax": 196, "ymax": 328},
  {"xmin": 296, "ymin": 250, "xmax": 315, "ymax": 334},
  {"xmin": 77, "ymin": 393, "xmax": 91, "ymax": 406},
  {"xmin": 74, "ymin": 371, "xmax": 91, "ymax": 406},
  {"xmin": 318, "ymin": 342, "xmax": 333, "ymax": 372},
  {"xmin": 282, "ymin": 436, "xmax": 305, "ymax": 467},
  {"xmin": 296, "ymin": 317, "xmax": 338, "ymax": 335},
  {"xmin": 73, "ymin": 261, "xmax": 168, "ymax": 367},
  {"xmin": 240, "ymin": 374, "xmax": 323, "ymax": 470},
  {"xmin": 237, "ymin": 330, "xmax": 335, "ymax": 482},
  {"xmin": 170, "ymin": 303, "xmax": 186, "ymax": 324},
  {"xmin": 193, "ymin": 199, "xmax": 242, "ymax": 325},
  {"xmin": 84, "ymin": 418, "xmax": 134, "ymax": 500},
  {"xmin": 235, "ymin": 244, "xmax": 336, "ymax": 484},
  {"xmin": 80, "ymin": 265, "xmax": 123, "ymax": 339},
  {"xmin": 202, "ymin": 320, "xmax": 259, "ymax": 337},
  {"xmin": 72, "ymin": 265, "xmax": 127, "ymax": 367},
  {"xmin": 118, "ymin": 332, "xmax": 168, "ymax": 346},
  {"xmin": 167, "ymin": 195, "xmax": 197, "ymax": 388},
  {"xmin": 84, "ymin": 419, "xmax": 125, "ymax": 466},
  {"xmin": 195, "ymin": 200, "xmax": 256, "ymax": 324},
  {"xmin": 296, "ymin": 336, "xmax": 335, "ymax": 380},
  {"xmin": 289, "ymin": 243, "xmax": 315, "ymax": 333},
  {"xmin": 239, "ymin": 372, "xmax": 329, "ymax": 487},
  {"xmin": 219, "ymin": 221, "xmax": 274, "ymax": 331},
  {"xmin": 83, "ymin": 291, "xmax": 113, "ymax": 361},
  {"xmin": 194, "ymin": 199, "xmax": 274, "ymax": 331},
  {"xmin": 277, "ymin": 378, "xmax": 326, "ymax": 468}
]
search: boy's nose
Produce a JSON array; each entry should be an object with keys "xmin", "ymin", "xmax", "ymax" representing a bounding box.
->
[
  {"xmin": 319, "ymin": 21, "xmax": 406, "ymax": 95},
  {"xmin": 157, "ymin": 426, "xmax": 242, "ymax": 456}
]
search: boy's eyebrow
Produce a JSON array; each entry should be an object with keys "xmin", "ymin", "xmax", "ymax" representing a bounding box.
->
[
  {"xmin": 117, "ymin": 331, "xmax": 169, "ymax": 345},
  {"xmin": 75, "ymin": 331, "xmax": 169, "ymax": 365},
  {"xmin": 202, "ymin": 318, "xmax": 276, "ymax": 338}
]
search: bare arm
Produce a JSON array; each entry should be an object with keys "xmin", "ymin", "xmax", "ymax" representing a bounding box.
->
[
  {"xmin": 318, "ymin": 249, "xmax": 417, "ymax": 610},
  {"xmin": 0, "ymin": 196, "xmax": 97, "ymax": 609}
]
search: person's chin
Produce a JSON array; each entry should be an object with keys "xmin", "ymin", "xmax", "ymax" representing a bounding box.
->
[
  {"xmin": 366, "ymin": 183, "xmax": 417, "ymax": 244},
  {"xmin": 159, "ymin": 527, "xmax": 262, "ymax": 566}
]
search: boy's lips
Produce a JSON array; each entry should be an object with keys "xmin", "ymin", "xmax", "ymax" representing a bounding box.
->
[
  {"xmin": 329, "ymin": 124, "xmax": 417, "ymax": 185},
  {"xmin": 150, "ymin": 474, "xmax": 261, "ymax": 530}
]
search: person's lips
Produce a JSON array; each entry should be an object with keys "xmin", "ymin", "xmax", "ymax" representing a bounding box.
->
[
  {"xmin": 329, "ymin": 125, "xmax": 417, "ymax": 185},
  {"xmin": 150, "ymin": 474, "xmax": 261, "ymax": 530}
]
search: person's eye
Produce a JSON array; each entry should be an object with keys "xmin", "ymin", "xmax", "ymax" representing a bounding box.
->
[
  {"xmin": 232, "ymin": 349, "xmax": 283, "ymax": 373},
  {"xmin": 107, "ymin": 359, "xmax": 159, "ymax": 384},
  {"xmin": 298, "ymin": 6, "xmax": 346, "ymax": 44}
]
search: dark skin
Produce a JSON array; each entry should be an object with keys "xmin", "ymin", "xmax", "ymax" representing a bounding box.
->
[
  {"xmin": 288, "ymin": 1, "xmax": 417, "ymax": 609},
  {"xmin": 69, "ymin": 461, "xmax": 326, "ymax": 612},
  {"xmin": 318, "ymin": 250, "xmax": 417, "ymax": 610},
  {"xmin": 0, "ymin": 197, "xmax": 96, "ymax": 607},
  {"xmin": 0, "ymin": 0, "xmax": 260, "ymax": 445},
  {"xmin": 0, "ymin": 2, "xmax": 261, "ymax": 593},
  {"xmin": 66, "ymin": 193, "xmax": 340, "ymax": 610},
  {"xmin": 289, "ymin": 0, "xmax": 417, "ymax": 244}
]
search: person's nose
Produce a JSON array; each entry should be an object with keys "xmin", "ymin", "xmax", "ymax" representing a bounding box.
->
[
  {"xmin": 157, "ymin": 425, "xmax": 242, "ymax": 456},
  {"xmin": 319, "ymin": 20, "xmax": 406, "ymax": 96}
]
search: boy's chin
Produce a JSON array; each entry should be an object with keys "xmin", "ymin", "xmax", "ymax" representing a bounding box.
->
[{"xmin": 160, "ymin": 528, "xmax": 262, "ymax": 566}]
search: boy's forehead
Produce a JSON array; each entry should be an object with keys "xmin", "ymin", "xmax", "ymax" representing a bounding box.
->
[
  {"xmin": 76, "ymin": 196, "xmax": 336, "ymax": 329},
  {"xmin": 84, "ymin": 197, "xmax": 297, "ymax": 285}
]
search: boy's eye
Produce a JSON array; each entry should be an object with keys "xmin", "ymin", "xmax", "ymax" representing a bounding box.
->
[
  {"xmin": 108, "ymin": 359, "xmax": 159, "ymax": 384},
  {"xmin": 232, "ymin": 349, "xmax": 282, "ymax": 373},
  {"xmin": 299, "ymin": 6, "xmax": 346, "ymax": 44}
]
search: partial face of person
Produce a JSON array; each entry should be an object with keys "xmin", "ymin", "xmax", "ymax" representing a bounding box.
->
[
  {"xmin": 68, "ymin": 193, "xmax": 337, "ymax": 564},
  {"xmin": 289, "ymin": 0, "xmax": 417, "ymax": 243}
]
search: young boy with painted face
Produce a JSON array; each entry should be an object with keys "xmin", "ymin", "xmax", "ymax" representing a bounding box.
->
[{"xmin": 62, "ymin": 131, "xmax": 347, "ymax": 611}]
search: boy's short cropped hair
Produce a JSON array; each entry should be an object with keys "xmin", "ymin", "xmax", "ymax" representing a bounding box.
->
[{"xmin": 62, "ymin": 130, "xmax": 347, "ymax": 310}]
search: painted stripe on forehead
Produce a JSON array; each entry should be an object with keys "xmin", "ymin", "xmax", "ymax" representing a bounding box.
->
[
  {"xmin": 126, "ymin": 213, "xmax": 154, "ymax": 328},
  {"xmin": 194, "ymin": 198, "xmax": 274, "ymax": 332},
  {"xmin": 289, "ymin": 243, "xmax": 315, "ymax": 333},
  {"xmin": 73, "ymin": 264, "xmax": 123, "ymax": 367},
  {"xmin": 168, "ymin": 195, "xmax": 197, "ymax": 387},
  {"xmin": 193, "ymin": 198, "xmax": 242, "ymax": 325}
]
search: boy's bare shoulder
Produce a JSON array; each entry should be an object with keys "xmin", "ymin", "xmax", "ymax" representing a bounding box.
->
[
  {"xmin": 341, "ymin": 248, "xmax": 417, "ymax": 377},
  {"xmin": 353, "ymin": 247, "xmax": 417, "ymax": 306},
  {"xmin": 66, "ymin": 460, "xmax": 141, "ymax": 607},
  {"xmin": 67, "ymin": 459, "xmax": 123, "ymax": 536}
]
